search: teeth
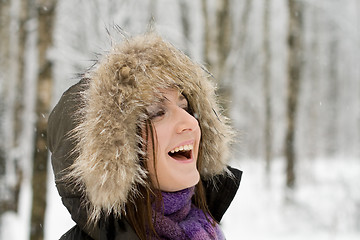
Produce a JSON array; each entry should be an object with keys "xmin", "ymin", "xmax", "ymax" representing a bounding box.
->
[{"xmin": 170, "ymin": 144, "xmax": 193, "ymax": 153}]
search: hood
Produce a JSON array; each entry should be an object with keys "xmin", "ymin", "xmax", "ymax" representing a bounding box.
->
[{"xmin": 48, "ymin": 33, "xmax": 234, "ymax": 224}]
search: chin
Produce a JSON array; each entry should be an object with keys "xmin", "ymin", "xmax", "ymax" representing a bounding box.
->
[
  {"xmin": 160, "ymin": 175, "xmax": 200, "ymax": 192},
  {"xmin": 174, "ymin": 172, "xmax": 200, "ymax": 191}
]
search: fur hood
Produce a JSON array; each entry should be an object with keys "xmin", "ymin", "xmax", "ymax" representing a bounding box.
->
[{"xmin": 49, "ymin": 33, "xmax": 234, "ymax": 223}]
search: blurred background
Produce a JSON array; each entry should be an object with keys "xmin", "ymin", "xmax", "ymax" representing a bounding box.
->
[{"xmin": 0, "ymin": 0, "xmax": 359, "ymax": 239}]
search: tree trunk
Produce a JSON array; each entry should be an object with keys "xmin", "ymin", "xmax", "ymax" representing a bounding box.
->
[
  {"xmin": 285, "ymin": 0, "xmax": 303, "ymax": 189},
  {"xmin": 238, "ymin": 0, "xmax": 251, "ymax": 51},
  {"xmin": 9, "ymin": 0, "xmax": 32, "ymax": 215},
  {"xmin": 201, "ymin": 0, "xmax": 231, "ymax": 111},
  {"xmin": 0, "ymin": 0, "xmax": 11, "ymax": 145},
  {"xmin": 215, "ymin": 0, "xmax": 232, "ymax": 79},
  {"xmin": 179, "ymin": 0, "xmax": 190, "ymax": 54},
  {"xmin": 201, "ymin": 0, "xmax": 212, "ymax": 69},
  {"xmin": 30, "ymin": 1, "xmax": 56, "ymax": 239},
  {"xmin": 262, "ymin": 0, "xmax": 273, "ymax": 173},
  {"xmin": 306, "ymin": 6, "xmax": 320, "ymax": 159},
  {"xmin": 14, "ymin": 0, "xmax": 30, "ymax": 148},
  {"xmin": 0, "ymin": 0, "xmax": 12, "ymax": 218},
  {"xmin": 325, "ymin": 23, "xmax": 339, "ymax": 157},
  {"xmin": 227, "ymin": 0, "xmax": 252, "ymax": 82},
  {"xmin": 215, "ymin": 0, "xmax": 233, "ymax": 115}
]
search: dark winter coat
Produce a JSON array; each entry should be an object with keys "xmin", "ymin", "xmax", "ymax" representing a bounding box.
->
[{"xmin": 47, "ymin": 34, "xmax": 242, "ymax": 240}]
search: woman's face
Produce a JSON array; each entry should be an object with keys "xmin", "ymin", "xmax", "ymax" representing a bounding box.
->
[{"xmin": 146, "ymin": 89, "xmax": 201, "ymax": 192}]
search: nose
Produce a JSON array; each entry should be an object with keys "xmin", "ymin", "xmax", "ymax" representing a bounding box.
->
[{"xmin": 174, "ymin": 107, "xmax": 199, "ymax": 134}]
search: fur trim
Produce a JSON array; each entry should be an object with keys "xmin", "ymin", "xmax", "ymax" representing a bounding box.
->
[{"xmin": 68, "ymin": 33, "xmax": 234, "ymax": 222}]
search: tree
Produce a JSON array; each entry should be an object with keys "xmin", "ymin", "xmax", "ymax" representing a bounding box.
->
[
  {"xmin": 0, "ymin": 0, "xmax": 11, "ymax": 217},
  {"xmin": 284, "ymin": 0, "xmax": 303, "ymax": 189},
  {"xmin": 324, "ymin": 19, "xmax": 340, "ymax": 156},
  {"xmin": 201, "ymin": 0, "xmax": 233, "ymax": 114},
  {"xmin": 262, "ymin": 0, "xmax": 273, "ymax": 173},
  {"xmin": 30, "ymin": 0, "xmax": 56, "ymax": 239},
  {"xmin": 0, "ymin": 0, "xmax": 19, "ymax": 218},
  {"xmin": 228, "ymin": 0, "xmax": 251, "ymax": 76},
  {"xmin": 14, "ymin": 0, "xmax": 31, "ymax": 153},
  {"xmin": 201, "ymin": 0, "xmax": 213, "ymax": 70},
  {"xmin": 215, "ymin": 0, "xmax": 233, "ymax": 114},
  {"xmin": 11, "ymin": 0, "xmax": 32, "ymax": 215},
  {"xmin": 179, "ymin": 0, "xmax": 191, "ymax": 54},
  {"xmin": 215, "ymin": 0, "xmax": 232, "ymax": 79}
]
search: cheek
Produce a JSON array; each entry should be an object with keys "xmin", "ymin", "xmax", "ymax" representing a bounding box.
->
[
  {"xmin": 145, "ymin": 143, "xmax": 158, "ymax": 186},
  {"xmin": 150, "ymin": 123, "xmax": 171, "ymax": 160},
  {"xmin": 144, "ymin": 125, "xmax": 166, "ymax": 181},
  {"xmin": 152, "ymin": 123, "xmax": 168, "ymax": 146},
  {"xmin": 145, "ymin": 126, "xmax": 174, "ymax": 188}
]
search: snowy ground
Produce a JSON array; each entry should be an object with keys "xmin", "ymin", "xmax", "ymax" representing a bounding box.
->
[
  {"xmin": 2, "ymin": 158, "xmax": 360, "ymax": 240},
  {"xmin": 223, "ymin": 158, "xmax": 360, "ymax": 240}
]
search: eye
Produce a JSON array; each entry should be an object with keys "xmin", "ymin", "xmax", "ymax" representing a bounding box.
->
[
  {"xmin": 148, "ymin": 107, "xmax": 166, "ymax": 120},
  {"xmin": 180, "ymin": 104, "xmax": 189, "ymax": 112},
  {"xmin": 179, "ymin": 94, "xmax": 193, "ymax": 115},
  {"xmin": 180, "ymin": 101, "xmax": 193, "ymax": 115}
]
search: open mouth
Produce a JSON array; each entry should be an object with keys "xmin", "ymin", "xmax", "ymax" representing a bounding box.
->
[{"xmin": 168, "ymin": 147, "xmax": 192, "ymax": 161}]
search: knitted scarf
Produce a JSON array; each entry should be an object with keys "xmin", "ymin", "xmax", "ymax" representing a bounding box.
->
[{"xmin": 151, "ymin": 187, "xmax": 225, "ymax": 240}]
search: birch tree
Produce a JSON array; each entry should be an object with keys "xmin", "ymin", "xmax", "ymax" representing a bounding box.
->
[
  {"xmin": 14, "ymin": 0, "xmax": 31, "ymax": 153},
  {"xmin": 0, "ymin": 0, "xmax": 20, "ymax": 218},
  {"xmin": 0, "ymin": 0, "xmax": 11, "ymax": 219},
  {"xmin": 8, "ymin": 0, "xmax": 33, "ymax": 216}
]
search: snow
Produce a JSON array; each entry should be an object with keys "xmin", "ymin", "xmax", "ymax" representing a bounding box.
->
[
  {"xmin": 3, "ymin": 157, "xmax": 359, "ymax": 239},
  {"xmin": 44, "ymin": 165, "xmax": 74, "ymax": 240},
  {"xmin": 1, "ymin": 180, "xmax": 31, "ymax": 240},
  {"xmin": 222, "ymin": 158, "xmax": 360, "ymax": 240}
]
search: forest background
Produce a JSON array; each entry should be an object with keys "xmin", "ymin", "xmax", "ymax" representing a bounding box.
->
[{"xmin": 0, "ymin": 0, "xmax": 359, "ymax": 239}]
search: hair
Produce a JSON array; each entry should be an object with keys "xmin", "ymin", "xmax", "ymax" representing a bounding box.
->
[{"xmin": 125, "ymin": 101, "xmax": 216, "ymax": 240}]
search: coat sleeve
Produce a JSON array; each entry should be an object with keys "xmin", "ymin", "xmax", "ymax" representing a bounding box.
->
[{"xmin": 203, "ymin": 166, "xmax": 242, "ymax": 222}]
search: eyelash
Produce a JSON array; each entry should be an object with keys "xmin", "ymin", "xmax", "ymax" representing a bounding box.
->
[
  {"xmin": 149, "ymin": 109, "xmax": 165, "ymax": 119},
  {"xmin": 149, "ymin": 105, "xmax": 190, "ymax": 120}
]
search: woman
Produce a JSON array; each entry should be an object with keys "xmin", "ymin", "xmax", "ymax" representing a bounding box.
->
[{"xmin": 48, "ymin": 33, "xmax": 242, "ymax": 239}]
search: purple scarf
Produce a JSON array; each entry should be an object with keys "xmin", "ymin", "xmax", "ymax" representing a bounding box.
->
[{"xmin": 151, "ymin": 187, "xmax": 225, "ymax": 240}]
